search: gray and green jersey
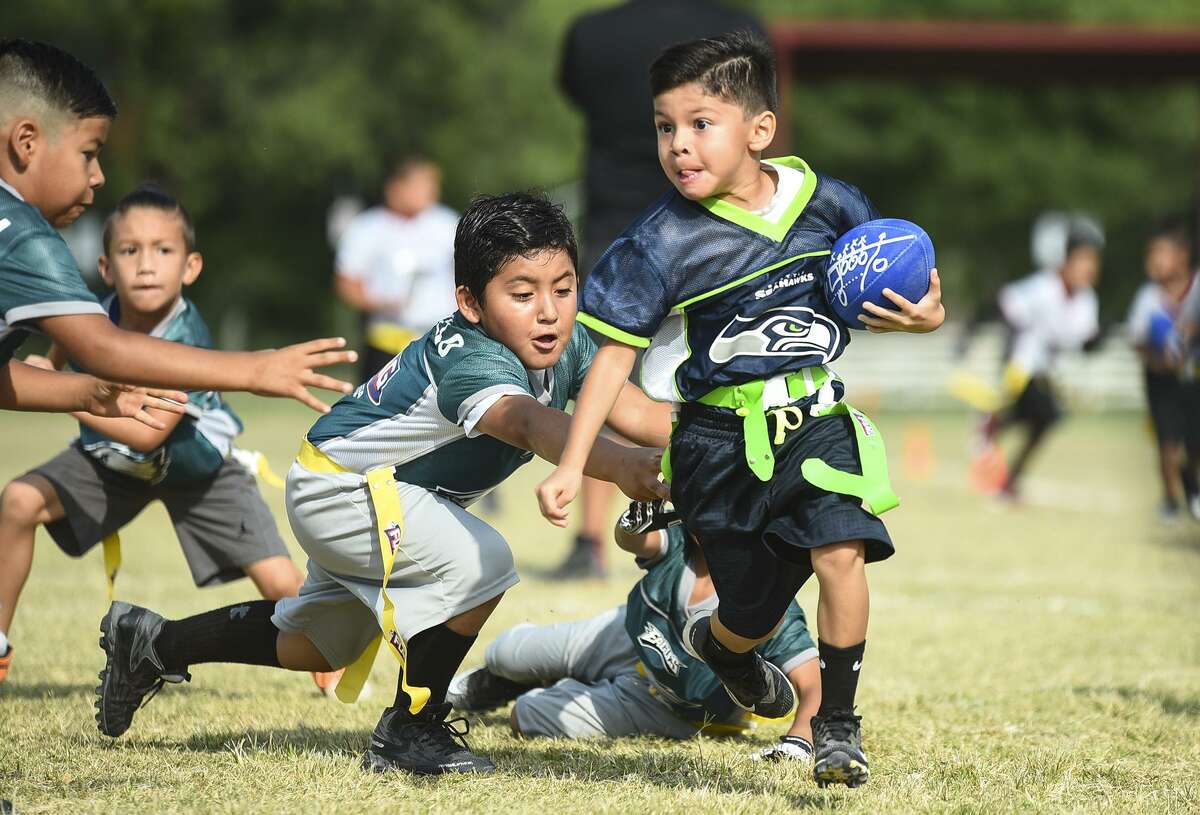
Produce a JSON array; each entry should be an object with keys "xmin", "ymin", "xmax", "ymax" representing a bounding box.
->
[
  {"xmin": 77, "ymin": 295, "xmax": 242, "ymax": 485},
  {"xmin": 624, "ymin": 524, "xmax": 816, "ymax": 721},
  {"xmin": 307, "ymin": 312, "xmax": 596, "ymax": 505},
  {"xmin": 0, "ymin": 180, "xmax": 104, "ymax": 364}
]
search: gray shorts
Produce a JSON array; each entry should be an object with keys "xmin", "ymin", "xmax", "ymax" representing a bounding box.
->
[
  {"xmin": 487, "ymin": 606, "xmax": 701, "ymax": 740},
  {"xmin": 30, "ymin": 444, "xmax": 288, "ymax": 588},
  {"xmin": 272, "ymin": 463, "xmax": 519, "ymax": 670}
]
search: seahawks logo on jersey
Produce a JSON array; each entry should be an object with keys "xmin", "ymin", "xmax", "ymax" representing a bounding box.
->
[{"xmin": 708, "ymin": 307, "xmax": 840, "ymax": 364}]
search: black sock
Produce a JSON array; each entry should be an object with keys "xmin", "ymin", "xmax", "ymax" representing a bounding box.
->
[
  {"xmin": 701, "ymin": 623, "xmax": 754, "ymax": 670},
  {"xmin": 817, "ymin": 640, "xmax": 865, "ymax": 715},
  {"xmin": 155, "ymin": 600, "xmax": 282, "ymax": 671},
  {"xmin": 394, "ymin": 622, "xmax": 477, "ymax": 713}
]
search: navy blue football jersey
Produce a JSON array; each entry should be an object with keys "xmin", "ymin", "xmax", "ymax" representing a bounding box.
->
[{"xmin": 577, "ymin": 157, "xmax": 878, "ymax": 403}]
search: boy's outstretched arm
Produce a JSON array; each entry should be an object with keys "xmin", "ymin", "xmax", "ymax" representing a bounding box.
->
[
  {"xmin": 475, "ymin": 389, "xmax": 667, "ymax": 518},
  {"xmin": 39, "ymin": 313, "xmax": 356, "ymax": 414},
  {"xmin": 0, "ymin": 359, "xmax": 187, "ymax": 429},
  {"xmin": 536, "ymin": 339, "xmax": 638, "ymax": 525}
]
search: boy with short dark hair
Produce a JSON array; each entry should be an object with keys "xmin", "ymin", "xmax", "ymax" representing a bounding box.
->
[
  {"xmin": 93, "ymin": 192, "xmax": 670, "ymax": 777},
  {"xmin": 449, "ymin": 499, "xmax": 821, "ymax": 762},
  {"xmin": 0, "ymin": 184, "xmax": 320, "ymax": 686},
  {"xmin": 1127, "ymin": 219, "xmax": 1199, "ymax": 519},
  {"xmin": 0, "ymin": 38, "xmax": 356, "ymax": 415},
  {"xmin": 537, "ymin": 31, "xmax": 944, "ymax": 787}
]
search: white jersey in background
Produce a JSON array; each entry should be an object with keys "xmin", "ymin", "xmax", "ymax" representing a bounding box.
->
[
  {"xmin": 998, "ymin": 269, "xmax": 1099, "ymax": 376},
  {"xmin": 335, "ymin": 203, "xmax": 458, "ymax": 333}
]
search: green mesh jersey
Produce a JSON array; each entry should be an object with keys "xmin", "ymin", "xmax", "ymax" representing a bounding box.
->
[
  {"xmin": 0, "ymin": 180, "xmax": 104, "ymax": 364},
  {"xmin": 624, "ymin": 524, "xmax": 817, "ymax": 721},
  {"xmin": 307, "ymin": 312, "xmax": 595, "ymax": 505},
  {"xmin": 75, "ymin": 295, "xmax": 243, "ymax": 485}
]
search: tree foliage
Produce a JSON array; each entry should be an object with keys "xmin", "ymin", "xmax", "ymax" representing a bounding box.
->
[{"xmin": 5, "ymin": 0, "xmax": 1198, "ymax": 341}]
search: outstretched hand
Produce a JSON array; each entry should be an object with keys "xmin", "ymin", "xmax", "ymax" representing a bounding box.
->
[
  {"xmin": 858, "ymin": 268, "xmax": 945, "ymax": 334},
  {"xmin": 85, "ymin": 381, "xmax": 188, "ymax": 429},
  {"xmin": 250, "ymin": 337, "xmax": 358, "ymax": 413}
]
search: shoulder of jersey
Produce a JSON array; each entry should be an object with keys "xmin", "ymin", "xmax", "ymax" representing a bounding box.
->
[{"xmin": 0, "ymin": 195, "xmax": 57, "ymax": 239}]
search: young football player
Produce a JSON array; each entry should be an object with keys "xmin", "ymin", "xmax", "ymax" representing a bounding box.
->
[
  {"xmin": 536, "ymin": 31, "xmax": 944, "ymax": 787},
  {"xmin": 1126, "ymin": 219, "xmax": 1199, "ymax": 520},
  {"xmin": 92, "ymin": 192, "xmax": 670, "ymax": 776},
  {"xmin": 0, "ymin": 185, "xmax": 338, "ymax": 689},
  {"xmin": 979, "ymin": 231, "xmax": 1103, "ymax": 498},
  {"xmin": 0, "ymin": 39, "xmax": 355, "ymax": 415},
  {"xmin": 448, "ymin": 499, "xmax": 821, "ymax": 761}
]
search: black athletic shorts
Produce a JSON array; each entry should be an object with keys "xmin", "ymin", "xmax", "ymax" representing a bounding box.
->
[
  {"xmin": 1144, "ymin": 369, "xmax": 1200, "ymax": 449},
  {"xmin": 669, "ymin": 403, "xmax": 893, "ymax": 639},
  {"xmin": 1008, "ymin": 375, "xmax": 1062, "ymax": 428}
]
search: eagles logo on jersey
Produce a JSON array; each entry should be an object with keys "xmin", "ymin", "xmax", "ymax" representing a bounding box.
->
[{"xmin": 708, "ymin": 307, "xmax": 840, "ymax": 364}]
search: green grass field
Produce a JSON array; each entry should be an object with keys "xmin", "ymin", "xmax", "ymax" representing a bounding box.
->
[{"xmin": 1, "ymin": 398, "xmax": 1198, "ymax": 814}]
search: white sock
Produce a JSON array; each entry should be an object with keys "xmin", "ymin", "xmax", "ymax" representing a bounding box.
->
[{"xmin": 0, "ymin": 629, "xmax": 8, "ymax": 656}]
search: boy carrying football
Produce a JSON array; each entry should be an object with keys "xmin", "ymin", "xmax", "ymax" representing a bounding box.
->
[
  {"xmin": 536, "ymin": 31, "xmax": 943, "ymax": 787},
  {"xmin": 0, "ymin": 185, "xmax": 332, "ymax": 688},
  {"xmin": 93, "ymin": 192, "xmax": 670, "ymax": 776}
]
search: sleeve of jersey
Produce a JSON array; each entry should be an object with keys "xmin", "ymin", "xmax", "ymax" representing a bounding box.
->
[
  {"xmin": 835, "ymin": 182, "xmax": 882, "ymax": 232},
  {"xmin": 435, "ymin": 349, "xmax": 534, "ymax": 438},
  {"xmin": 1125, "ymin": 286, "xmax": 1155, "ymax": 346},
  {"xmin": 1, "ymin": 231, "xmax": 102, "ymax": 326},
  {"xmin": 577, "ymin": 236, "xmax": 670, "ymax": 348},
  {"xmin": 761, "ymin": 603, "xmax": 819, "ymax": 674},
  {"xmin": 567, "ymin": 322, "xmax": 598, "ymax": 398}
]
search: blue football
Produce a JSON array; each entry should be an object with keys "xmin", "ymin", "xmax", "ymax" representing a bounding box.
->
[{"xmin": 826, "ymin": 218, "xmax": 935, "ymax": 329}]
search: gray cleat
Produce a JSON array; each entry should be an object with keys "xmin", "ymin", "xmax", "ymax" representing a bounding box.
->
[{"xmin": 95, "ymin": 601, "xmax": 189, "ymax": 738}]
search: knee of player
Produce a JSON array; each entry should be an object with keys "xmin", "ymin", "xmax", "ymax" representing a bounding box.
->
[
  {"xmin": 0, "ymin": 480, "xmax": 50, "ymax": 527},
  {"xmin": 810, "ymin": 540, "xmax": 865, "ymax": 578}
]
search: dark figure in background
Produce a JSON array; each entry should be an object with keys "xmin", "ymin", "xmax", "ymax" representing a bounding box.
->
[{"xmin": 553, "ymin": 0, "xmax": 766, "ymax": 579}]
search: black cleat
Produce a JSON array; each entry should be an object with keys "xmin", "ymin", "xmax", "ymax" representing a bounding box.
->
[
  {"xmin": 682, "ymin": 612, "xmax": 795, "ymax": 719},
  {"xmin": 362, "ymin": 702, "xmax": 496, "ymax": 775},
  {"xmin": 446, "ymin": 666, "xmax": 535, "ymax": 712},
  {"xmin": 95, "ymin": 601, "xmax": 190, "ymax": 738},
  {"xmin": 812, "ymin": 709, "xmax": 869, "ymax": 788}
]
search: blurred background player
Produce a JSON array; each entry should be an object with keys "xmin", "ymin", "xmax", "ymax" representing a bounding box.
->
[
  {"xmin": 552, "ymin": 0, "xmax": 765, "ymax": 580},
  {"xmin": 0, "ymin": 185, "xmax": 333, "ymax": 688},
  {"xmin": 1126, "ymin": 218, "xmax": 1199, "ymax": 521},
  {"xmin": 333, "ymin": 156, "xmax": 458, "ymax": 381},
  {"xmin": 978, "ymin": 225, "xmax": 1105, "ymax": 499},
  {"xmin": 449, "ymin": 499, "xmax": 821, "ymax": 762}
]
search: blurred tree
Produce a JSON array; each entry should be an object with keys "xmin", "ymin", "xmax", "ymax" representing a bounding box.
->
[{"xmin": 4, "ymin": 0, "xmax": 1199, "ymax": 340}]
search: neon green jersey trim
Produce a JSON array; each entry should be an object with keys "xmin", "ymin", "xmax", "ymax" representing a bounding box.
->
[
  {"xmin": 673, "ymin": 249, "xmax": 831, "ymax": 311},
  {"xmin": 577, "ymin": 312, "xmax": 651, "ymax": 348},
  {"xmin": 698, "ymin": 156, "xmax": 817, "ymax": 242}
]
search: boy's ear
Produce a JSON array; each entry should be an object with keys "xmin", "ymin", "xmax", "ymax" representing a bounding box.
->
[
  {"xmin": 182, "ymin": 252, "xmax": 203, "ymax": 286},
  {"xmin": 456, "ymin": 284, "xmax": 483, "ymax": 324},
  {"xmin": 96, "ymin": 254, "xmax": 115, "ymax": 288},
  {"xmin": 7, "ymin": 119, "xmax": 41, "ymax": 171},
  {"xmin": 747, "ymin": 109, "xmax": 776, "ymax": 154}
]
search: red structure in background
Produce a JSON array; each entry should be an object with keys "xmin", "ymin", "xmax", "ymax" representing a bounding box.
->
[{"xmin": 768, "ymin": 19, "xmax": 1200, "ymax": 235}]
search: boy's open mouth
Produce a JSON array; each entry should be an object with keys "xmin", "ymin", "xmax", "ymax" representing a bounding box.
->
[{"xmin": 531, "ymin": 333, "xmax": 558, "ymax": 353}]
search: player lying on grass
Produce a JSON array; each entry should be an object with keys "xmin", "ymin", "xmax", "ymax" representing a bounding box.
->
[
  {"xmin": 0, "ymin": 185, "xmax": 339, "ymax": 690},
  {"xmin": 0, "ymin": 38, "xmax": 355, "ymax": 416},
  {"xmin": 448, "ymin": 499, "xmax": 820, "ymax": 761},
  {"xmin": 92, "ymin": 192, "xmax": 670, "ymax": 776},
  {"xmin": 536, "ymin": 31, "xmax": 944, "ymax": 788}
]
